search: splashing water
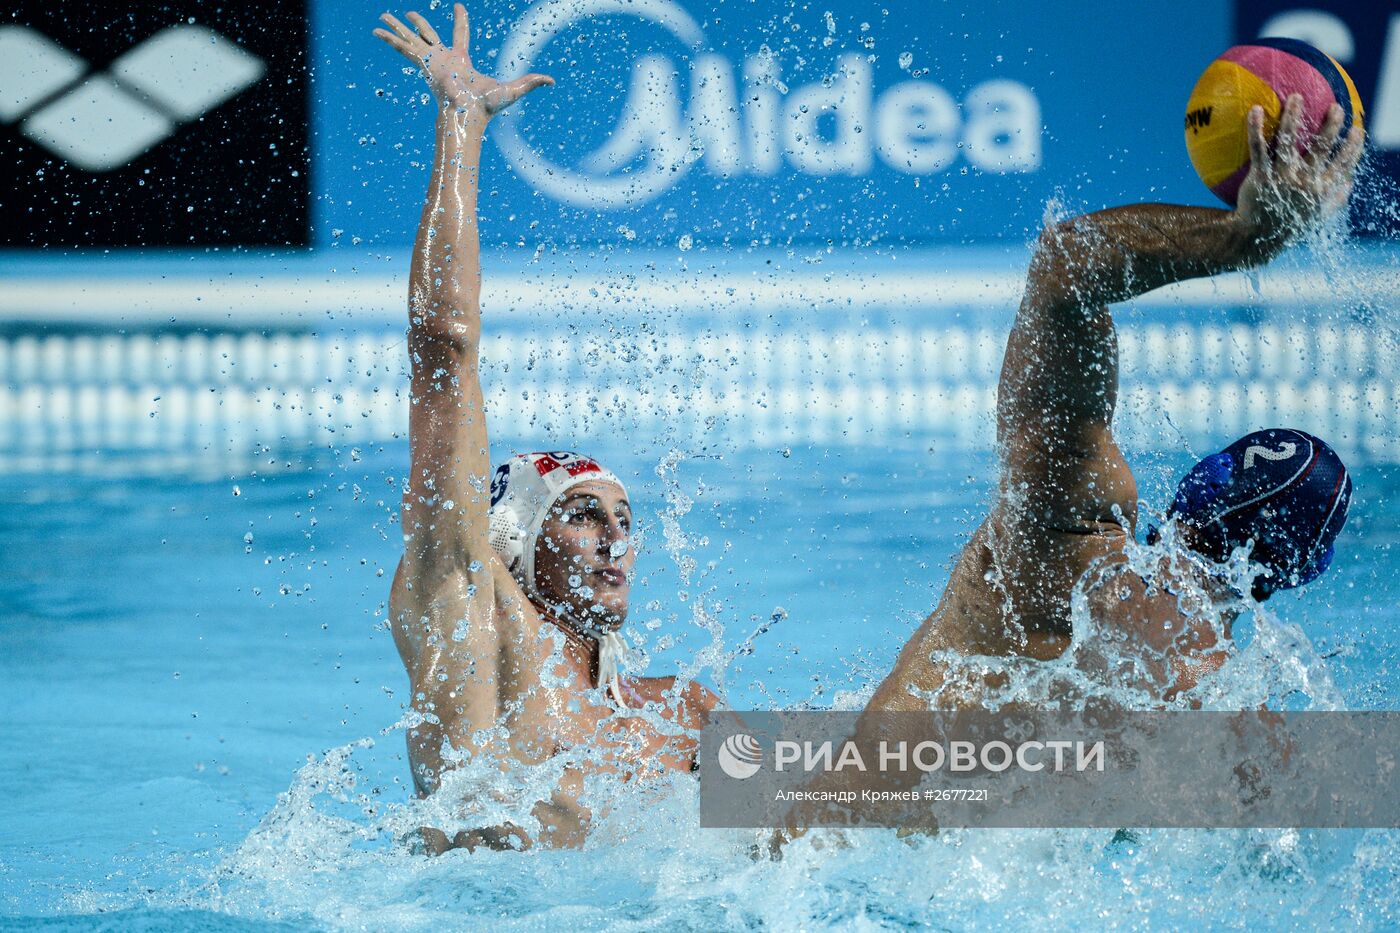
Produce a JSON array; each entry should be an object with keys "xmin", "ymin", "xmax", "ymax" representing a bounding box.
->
[
  {"xmin": 8, "ymin": 414, "xmax": 1400, "ymax": 930},
  {"xmin": 140, "ymin": 738, "xmax": 1398, "ymax": 931},
  {"xmin": 95, "ymin": 511, "xmax": 1391, "ymax": 932}
]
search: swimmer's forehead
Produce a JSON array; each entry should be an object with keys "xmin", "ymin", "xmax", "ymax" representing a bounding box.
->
[{"xmin": 555, "ymin": 481, "xmax": 629, "ymax": 511}]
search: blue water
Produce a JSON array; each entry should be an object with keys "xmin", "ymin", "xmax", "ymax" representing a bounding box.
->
[{"xmin": 3, "ymin": 430, "xmax": 1400, "ymax": 930}]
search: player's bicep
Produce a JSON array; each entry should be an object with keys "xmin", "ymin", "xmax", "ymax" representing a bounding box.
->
[
  {"xmin": 997, "ymin": 429, "xmax": 1135, "ymax": 532},
  {"xmin": 390, "ymin": 564, "xmax": 534, "ymax": 753},
  {"xmin": 996, "ymin": 261, "xmax": 1126, "ymax": 530},
  {"xmin": 402, "ymin": 331, "xmax": 494, "ymax": 562},
  {"xmin": 996, "ymin": 297, "xmax": 1117, "ymax": 454}
]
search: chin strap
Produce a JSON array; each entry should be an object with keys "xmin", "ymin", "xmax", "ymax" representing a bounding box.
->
[
  {"xmin": 541, "ymin": 602, "xmax": 632, "ymax": 707},
  {"xmin": 594, "ymin": 630, "xmax": 629, "ymax": 706}
]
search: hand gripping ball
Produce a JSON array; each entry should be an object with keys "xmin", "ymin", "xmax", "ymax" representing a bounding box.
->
[{"xmin": 1184, "ymin": 37, "xmax": 1364, "ymax": 206}]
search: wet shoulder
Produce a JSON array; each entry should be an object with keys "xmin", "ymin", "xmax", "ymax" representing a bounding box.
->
[
  {"xmin": 1080, "ymin": 554, "xmax": 1206, "ymax": 652},
  {"xmin": 626, "ymin": 675, "xmax": 720, "ymax": 726},
  {"xmin": 925, "ymin": 521, "xmax": 1017, "ymax": 652}
]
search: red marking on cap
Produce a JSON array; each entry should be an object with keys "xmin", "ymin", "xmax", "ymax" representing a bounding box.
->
[
  {"xmin": 532, "ymin": 454, "xmax": 563, "ymax": 476},
  {"xmin": 564, "ymin": 458, "xmax": 603, "ymax": 478},
  {"xmin": 1307, "ymin": 467, "xmax": 1350, "ymax": 557}
]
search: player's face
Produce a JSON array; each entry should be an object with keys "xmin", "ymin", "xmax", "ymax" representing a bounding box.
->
[{"xmin": 533, "ymin": 480, "xmax": 635, "ymax": 628}]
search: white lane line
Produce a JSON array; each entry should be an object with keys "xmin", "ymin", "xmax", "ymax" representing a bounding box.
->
[{"xmin": 1, "ymin": 267, "xmax": 1394, "ymax": 324}]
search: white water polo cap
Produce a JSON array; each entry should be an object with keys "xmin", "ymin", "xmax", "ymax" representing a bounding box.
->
[{"xmin": 487, "ymin": 451, "xmax": 627, "ymax": 601}]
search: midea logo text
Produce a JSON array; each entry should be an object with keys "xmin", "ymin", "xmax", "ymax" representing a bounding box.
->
[
  {"xmin": 494, "ymin": 0, "xmax": 1043, "ymax": 209},
  {"xmin": 0, "ymin": 24, "xmax": 265, "ymax": 171}
]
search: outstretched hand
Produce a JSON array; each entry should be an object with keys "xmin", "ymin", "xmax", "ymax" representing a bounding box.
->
[
  {"xmin": 1234, "ymin": 94, "xmax": 1365, "ymax": 244},
  {"xmin": 374, "ymin": 4, "xmax": 553, "ymax": 119}
]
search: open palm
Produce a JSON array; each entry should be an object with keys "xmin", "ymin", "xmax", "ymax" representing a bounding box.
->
[
  {"xmin": 1235, "ymin": 94, "xmax": 1364, "ymax": 242},
  {"xmin": 374, "ymin": 4, "xmax": 552, "ymax": 118}
]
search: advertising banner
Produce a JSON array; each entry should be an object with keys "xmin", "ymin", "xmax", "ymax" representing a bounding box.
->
[
  {"xmin": 4, "ymin": 1, "xmax": 1395, "ymax": 248},
  {"xmin": 0, "ymin": 1, "xmax": 309, "ymax": 247},
  {"xmin": 325, "ymin": 0, "xmax": 1232, "ymax": 247}
]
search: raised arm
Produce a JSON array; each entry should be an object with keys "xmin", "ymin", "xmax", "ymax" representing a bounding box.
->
[
  {"xmin": 997, "ymin": 96, "xmax": 1363, "ymax": 533},
  {"xmin": 376, "ymin": 6, "xmax": 552, "ymax": 787},
  {"xmin": 378, "ymin": 6, "xmax": 551, "ymax": 580}
]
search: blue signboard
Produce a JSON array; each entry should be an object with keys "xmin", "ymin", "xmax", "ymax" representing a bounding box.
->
[
  {"xmin": 4, "ymin": 1, "xmax": 1392, "ymax": 249},
  {"xmin": 312, "ymin": 0, "xmax": 1234, "ymax": 246},
  {"xmin": 1235, "ymin": 1, "xmax": 1400, "ymax": 235}
]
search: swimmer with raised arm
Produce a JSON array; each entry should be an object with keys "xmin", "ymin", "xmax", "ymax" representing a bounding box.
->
[
  {"xmin": 770, "ymin": 96, "xmax": 1364, "ymax": 847},
  {"xmin": 868, "ymin": 95, "xmax": 1364, "ymax": 713},
  {"xmin": 374, "ymin": 4, "xmax": 717, "ymax": 853}
]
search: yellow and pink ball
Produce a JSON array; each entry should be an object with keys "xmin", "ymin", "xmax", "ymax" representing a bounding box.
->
[{"xmin": 1185, "ymin": 37, "xmax": 1364, "ymax": 206}]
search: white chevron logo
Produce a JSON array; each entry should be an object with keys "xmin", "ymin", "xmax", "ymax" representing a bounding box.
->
[{"xmin": 0, "ymin": 24, "xmax": 265, "ymax": 171}]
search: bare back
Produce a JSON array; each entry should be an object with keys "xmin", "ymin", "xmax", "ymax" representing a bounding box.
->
[
  {"xmin": 866, "ymin": 200, "xmax": 1303, "ymax": 712},
  {"xmin": 775, "ymin": 95, "xmax": 1363, "ymax": 844}
]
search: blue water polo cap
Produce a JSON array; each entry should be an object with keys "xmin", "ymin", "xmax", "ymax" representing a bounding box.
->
[{"xmin": 1166, "ymin": 428, "xmax": 1352, "ymax": 599}]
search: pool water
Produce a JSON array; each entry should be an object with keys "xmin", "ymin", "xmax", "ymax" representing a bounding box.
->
[{"xmin": 3, "ymin": 431, "xmax": 1400, "ymax": 930}]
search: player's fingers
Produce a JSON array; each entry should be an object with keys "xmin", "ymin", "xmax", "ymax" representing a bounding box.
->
[
  {"xmin": 1246, "ymin": 105, "xmax": 1271, "ymax": 176},
  {"xmin": 485, "ymin": 73, "xmax": 554, "ymax": 113},
  {"xmin": 453, "ymin": 3, "xmax": 469, "ymax": 53},
  {"xmin": 373, "ymin": 27, "xmax": 419, "ymax": 62},
  {"xmin": 1275, "ymin": 94, "xmax": 1302, "ymax": 168},
  {"xmin": 1326, "ymin": 124, "xmax": 1366, "ymax": 185},
  {"xmin": 1320, "ymin": 177, "xmax": 1353, "ymax": 217},
  {"xmin": 1316, "ymin": 127, "xmax": 1363, "ymax": 211},
  {"xmin": 1305, "ymin": 103, "xmax": 1344, "ymax": 169},
  {"xmin": 512, "ymin": 73, "xmax": 555, "ymax": 95},
  {"xmin": 404, "ymin": 11, "xmax": 443, "ymax": 46},
  {"xmin": 1334, "ymin": 179, "xmax": 1354, "ymax": 205},
  {"xmin": 380, "ymin": 13, "xmax": 421, "ymax": 46}
]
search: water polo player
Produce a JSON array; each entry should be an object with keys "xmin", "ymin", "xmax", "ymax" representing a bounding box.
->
[
  {"xmin": 374, "ymin": 5, "xmax": 717, "ymax": 852},
  {"xmin": 866, "ymin": 93, "xmax": 1364, "ymax": 712}
]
